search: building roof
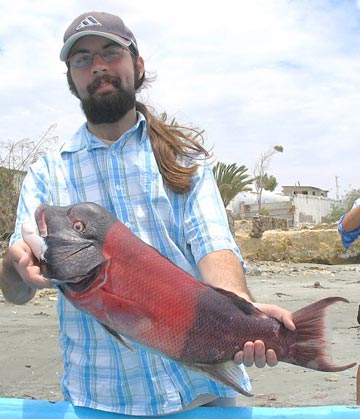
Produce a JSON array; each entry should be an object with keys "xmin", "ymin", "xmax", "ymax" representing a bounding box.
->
[{"xmin": 282, "ymin": 185, "xmax": 329, "ymax": 193}]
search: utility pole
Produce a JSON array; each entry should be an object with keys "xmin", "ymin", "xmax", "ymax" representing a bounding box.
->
[{"xmin": 335, "ymin": 176, "xmax": 340, "ymax": 201}]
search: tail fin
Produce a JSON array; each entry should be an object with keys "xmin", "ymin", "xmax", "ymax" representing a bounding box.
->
[{"xmin": 285, "ymin": 297, "xmax": 356, "ymax": 372}]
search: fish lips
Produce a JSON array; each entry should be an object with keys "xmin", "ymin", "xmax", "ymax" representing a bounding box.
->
[{"xmin": 35, "ymin": 204, "xmax": 107, "ymax": 284}]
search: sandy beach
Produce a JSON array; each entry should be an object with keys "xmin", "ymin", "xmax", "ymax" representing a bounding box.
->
[{"xmin": 0, "ymin": 262, "xmax": 359, "ymax": 407}]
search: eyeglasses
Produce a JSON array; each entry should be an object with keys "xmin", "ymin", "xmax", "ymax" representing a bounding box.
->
[{"xmin": 68, "ymin": 46, "xmax": 128, "ymax": 68}]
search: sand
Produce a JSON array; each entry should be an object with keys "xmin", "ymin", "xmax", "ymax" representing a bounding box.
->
[{"xmin": 0, "ymin": 262, "xmax": 359, "ymax": 407}]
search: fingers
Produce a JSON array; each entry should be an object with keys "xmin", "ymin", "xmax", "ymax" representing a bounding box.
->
[
  {"xmin": 11, "ymin": 241, "xmax": 52, "ymax": 289},
  {"xmin": 254, "ymin": 303, "xmax": 296, "ymax": 331},
  {"xmin": 233, "ymin": 302, "xmax": 295, "ymax": 368},
  {"xmin": 19, "ymin": 262, "xmax": 52, "ymax": 289},
  {"xmin": 265, "ymin": 348, "xmax": 278, "ymax": 367},
  {"xmin": 253, "ymin": 341, "xmax": 266, "ymax": 368},
  {"xmin": 233, "ymin": 340, "xmax": 278, "ymax": 368},
  {"xmin": 281, "ymin": 314, "xmax": 296, "ymax": 331}
]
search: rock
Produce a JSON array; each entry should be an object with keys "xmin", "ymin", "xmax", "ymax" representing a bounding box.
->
[
  {"xmin": 235, "ymin": 228, "xmax": 360, "ymax": 264},
  {"xmin": 248, "ymin": 267, "xmax": 262, "ymax": 276},
  {"xmin": 234, "ymin": 219, "xmax": 252, "ymax": 233},
  {"xmin": 244, "ymin": 216, "xmax": 289, "ymax": 239},
  {"xmin": 249, "ymin": 216, "xmax": 264, "ymax": 238}
]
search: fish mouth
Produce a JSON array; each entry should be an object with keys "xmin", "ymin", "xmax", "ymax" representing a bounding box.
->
[
  {"xmin": 42, "ymin": 257, "xmax": 104, "ymax": 292},
  {"xmin": 58, "ymin": 264, "xmax": 104, "ymax": 292},
  {"xmin": 46, "ymin": 272, "xmax": 95, "ymax": 286}
]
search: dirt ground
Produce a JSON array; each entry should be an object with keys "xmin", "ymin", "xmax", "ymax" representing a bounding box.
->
[{"xmin": 0, "ymin": 262, "xmax": 359, "ymax": 407}]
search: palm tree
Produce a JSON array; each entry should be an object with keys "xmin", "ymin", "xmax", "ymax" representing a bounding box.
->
[{"xmin": 213, "ymin": 162, "xmax": 253, "ymax": 207}]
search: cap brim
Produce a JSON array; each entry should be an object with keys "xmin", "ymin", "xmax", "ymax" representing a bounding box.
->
[{"xmin": 60, "ymin": 31, "xmax": 132, "ymax": 61}]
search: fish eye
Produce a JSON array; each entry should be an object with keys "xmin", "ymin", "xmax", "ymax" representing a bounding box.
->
[{"xmin": 73, "ymin": 221, "xmax": 85, "ymax": 233}]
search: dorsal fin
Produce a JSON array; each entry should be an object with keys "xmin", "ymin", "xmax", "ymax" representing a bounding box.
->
[{"xmin": 211, "ymin": 286, "xmax": 268, "ymax": 319}]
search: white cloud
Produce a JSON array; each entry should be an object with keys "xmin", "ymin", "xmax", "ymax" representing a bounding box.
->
[{"xmin": 1, "ymin": 0, "xmax": 360, "ymax": 197}]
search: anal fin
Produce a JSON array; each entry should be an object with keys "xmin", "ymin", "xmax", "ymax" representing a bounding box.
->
[{"xmin": 185, "ymin": 361, "xmax": 253, "ymax": 397}]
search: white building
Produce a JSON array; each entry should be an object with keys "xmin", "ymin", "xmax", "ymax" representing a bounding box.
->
[{"xmin": 229, "ymin": 187, "xmax": 335, "ymax": 227}]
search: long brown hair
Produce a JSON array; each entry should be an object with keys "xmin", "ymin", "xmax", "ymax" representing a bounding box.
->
[
  {"xmin": 133, "ymin": 58, "xmax": 210, "ymax": 194},
  {"xmin": 136, "ymin": 102, "xmax": 209, "ymax": 194}
]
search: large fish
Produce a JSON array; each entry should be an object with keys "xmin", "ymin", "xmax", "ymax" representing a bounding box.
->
[{"xmin": 23, "ymin": 202, "xmax": 356, "ymax": 396}]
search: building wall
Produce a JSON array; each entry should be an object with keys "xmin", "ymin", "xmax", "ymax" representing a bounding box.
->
[
  {"xmin": 293, "ymin": 194, "xmax": 335, "ymax": 225},
  {"xmin": 230, "ymin": 201, "xmax": 295, "ymax": 226},
  {"xmin": 230, "ymin": 194, "xmax": 335, "ymax": 227}
]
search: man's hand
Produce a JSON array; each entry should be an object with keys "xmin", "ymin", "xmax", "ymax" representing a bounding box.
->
[
  {"xmin": 10, "ymin": 240, "xmax": 52, "ymax": 289},
  {"xmin": 233, "ymin": 303, "xmax": 295, "ymax": 368},
  {"xmin": 0, "ymin": 239, "xmax": 52, "ymax": 304}
]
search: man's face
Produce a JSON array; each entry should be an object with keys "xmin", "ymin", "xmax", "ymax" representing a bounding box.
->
[{"xmin": 67, "ymin": 35, "xmax": 144, "ymax": 124}]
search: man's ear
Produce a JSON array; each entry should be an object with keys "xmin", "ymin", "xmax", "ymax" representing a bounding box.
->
[{"xmin": 137, "ymin": 56, "xmax": 145, "ymax": 79}]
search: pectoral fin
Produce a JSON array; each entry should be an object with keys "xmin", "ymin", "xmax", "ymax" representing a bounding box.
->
[
  {"xmin": 101, "ymin": 289, "xmax": 153, "ymax": 335},
  {"xmin": 100, "ymin": 323, "xmax": 135, "ymax": 351}
]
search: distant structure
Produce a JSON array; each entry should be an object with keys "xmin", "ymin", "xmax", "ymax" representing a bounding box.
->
[
  {"xmin": 230, "ymin": 185, "xmax": 334, "ymax": 227},
  {"xmin": 282, "ymin": 185, "xmax": 328, "ymax": 198}
]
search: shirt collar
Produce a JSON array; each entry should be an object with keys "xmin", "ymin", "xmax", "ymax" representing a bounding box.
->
[{"xmin": 60, "ymin": 112, "xmax": 148, "ymax": 153}]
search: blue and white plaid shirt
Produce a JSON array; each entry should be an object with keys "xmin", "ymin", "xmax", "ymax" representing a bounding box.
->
[{"xmin": 10, "ymin": 113, "xmax": 250, "ymax": 416}]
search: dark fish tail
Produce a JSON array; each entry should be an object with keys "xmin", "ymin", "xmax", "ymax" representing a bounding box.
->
[{"xmin": 284, "ymin": 296, "xmax": 356, "ymax": 371}]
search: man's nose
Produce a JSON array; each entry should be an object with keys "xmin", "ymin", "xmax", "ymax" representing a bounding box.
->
[{"xmin": 91, "ymin": 53, "xmax": 109, "ymax": 74}]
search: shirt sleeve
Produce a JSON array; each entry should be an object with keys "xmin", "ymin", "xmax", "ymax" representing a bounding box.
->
[
  {"xmin": 183, "ymin": 162, "xmax": 245, "ymax": 267},
  {"xmin": 9, "ymin": 157, "xmax": 51, "ymax": 245},
  {"xmin": 337, "ymin": 199, "xmax": 360, "ymax": 249},
  {"xmin": 338, "ymin": 213, "xmax": 360, "ymax": 249}
]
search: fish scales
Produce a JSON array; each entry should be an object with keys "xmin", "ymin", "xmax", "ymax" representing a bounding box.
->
[
  {"xmin": 23, "ymin": 202, "xmax": 356, "ymax": 395},
  {"xmin": 65, "ymin": 221, "xmax": 203, "ymax": 360},
  {"xmin": 181, "ymin": 291, "xmax": 296, "ymax": 363},
  {"xmin": 70, "ymin": 221, "xmax": 295, "ymax": 364}
]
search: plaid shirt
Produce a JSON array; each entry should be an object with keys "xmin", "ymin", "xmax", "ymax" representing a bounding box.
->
[{"xmin": 10, "ymin": 113, "xmax": 250, "ymax": 416}]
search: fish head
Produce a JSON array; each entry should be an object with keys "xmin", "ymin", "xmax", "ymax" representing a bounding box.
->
[{"xmin": 35, "ymin": 202, "xmax": 117, "ymax": 285}]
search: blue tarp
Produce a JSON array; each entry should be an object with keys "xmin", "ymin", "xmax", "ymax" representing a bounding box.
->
[{"xmin": 0, "ymin": 399, "xmax": 359, "ymax": 419}]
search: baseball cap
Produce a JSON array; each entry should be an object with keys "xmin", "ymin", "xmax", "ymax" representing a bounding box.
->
[{"xmin": 60, "ymin": 12, "xmax": 138, "ymax": 61}]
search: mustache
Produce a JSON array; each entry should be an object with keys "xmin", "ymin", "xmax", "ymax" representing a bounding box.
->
[{"xmin": 87, "ymin": 75, "xmax": 122, "ymax": 95}]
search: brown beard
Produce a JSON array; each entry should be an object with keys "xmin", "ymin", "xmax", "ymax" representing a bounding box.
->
[
  {"xmin": 66, "ymin": 58, "xmax": 146, "ymax": 125},
  {"xmin": 79, "ymin": 74, "xmax": 136, "ymax": 124}
]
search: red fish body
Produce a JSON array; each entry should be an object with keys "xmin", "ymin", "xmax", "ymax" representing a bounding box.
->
[
  {"xmin": 62, "ymin": 221, "xmax": 294, "ymax": 364},
  {"xmin": 31, "ymin": 202, "xmax": 356, "ymax": 395}
]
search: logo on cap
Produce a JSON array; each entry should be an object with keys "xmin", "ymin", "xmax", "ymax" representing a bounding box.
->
[{"xmin": 76, "ymin": 16, "xmax": 102, "ymax": 31}]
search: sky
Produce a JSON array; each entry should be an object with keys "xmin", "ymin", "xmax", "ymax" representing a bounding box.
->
[{"xmin": 1, "ymin": 0, "xmax": 360, "ymax": 199}]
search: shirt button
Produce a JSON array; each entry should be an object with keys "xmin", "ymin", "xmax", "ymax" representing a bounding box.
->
[{"xmin": 115, "ymin": 184, "xmax": 121, "ymax": 191}]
